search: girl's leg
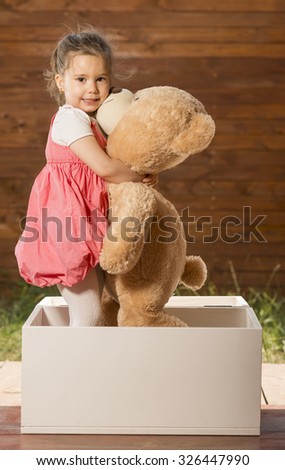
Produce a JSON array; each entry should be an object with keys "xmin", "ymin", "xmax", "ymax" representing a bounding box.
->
[{"xmin": 57, "ymin": 265, "xmax": 105, "ymax": 326}]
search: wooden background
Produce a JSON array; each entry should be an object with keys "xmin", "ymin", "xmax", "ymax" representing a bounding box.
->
[{"xmin": 1, "ymin": 0, "xmax": 285, "ymax": 292}]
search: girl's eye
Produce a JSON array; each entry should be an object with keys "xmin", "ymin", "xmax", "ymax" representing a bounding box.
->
[
  {"xmin": 77, "ymin": 77, "xmax": 86, "ymax": 83},
  {"xmin": 97, "ymin": 77, "xmax": 105, "ymax": 82}
]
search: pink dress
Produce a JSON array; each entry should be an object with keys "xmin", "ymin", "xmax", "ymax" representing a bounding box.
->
[{"xmin": 15, "ymin": 115, "xmax": 109, "ymax": 287}]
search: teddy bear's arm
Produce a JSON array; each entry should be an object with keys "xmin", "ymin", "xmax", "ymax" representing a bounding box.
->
[{"xmin": 99, "ymin": 182, "xmax": 157, "ymax": 275}]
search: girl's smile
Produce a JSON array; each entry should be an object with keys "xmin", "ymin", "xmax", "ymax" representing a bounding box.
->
[{"xmin": 55, "ymin": 54, "xmax": 111, "ymax": 115}]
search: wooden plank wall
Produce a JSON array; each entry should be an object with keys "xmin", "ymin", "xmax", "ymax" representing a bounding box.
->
[{"xmin": 1, "ymin": 0, "xmax": 285, "ymax": 292}]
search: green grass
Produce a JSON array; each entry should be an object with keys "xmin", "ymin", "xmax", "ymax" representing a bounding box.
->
[
  {"xmin": 176, "ymin": 261, "xmax": 285, "ymax": 363},
  {"xmin": 246, "ymin": 289, "xmax": 285, "ymax": 363},
  {"xmin": 1, "ymin": 266, "xmax": 285, "ymax": 362},
  {"xmin": 176, "ymin": 283, "xmax": 285, "ymax": 363},
  {"xmin": 0, "ymin": 282, "xmax": 59, "ymax": 361}
]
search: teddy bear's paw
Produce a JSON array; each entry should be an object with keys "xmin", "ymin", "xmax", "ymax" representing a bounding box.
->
[
  {"xmin": 99, "ymin": 250, "xmax": 130, "ymax": 274},
  {"xmin": 180, "ymin": 255, "xmax": 207, "ymax": 290},
  {"xmin": 100, "ymin": 238, "xmax": 143, "ymax": 274}
]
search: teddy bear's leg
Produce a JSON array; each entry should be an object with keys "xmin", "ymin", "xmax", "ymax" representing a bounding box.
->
[
  {"xmin": 117, "ymin": 290, "xmax": 188, "ymax": 328},
  {"xmin": 117, "ymin": 303, "xmax": 188, "ymax": 327},
  {"xmin": 97, "ymin": 288, "xmax": 119, "ymax": 326},
  {"xmin": 113, "ymin": 268, "xmax": 188, "ymax": 327}
]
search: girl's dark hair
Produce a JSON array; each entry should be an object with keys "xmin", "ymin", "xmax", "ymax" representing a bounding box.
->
[{"xmin": 45, "ymin": 26, "xmax": 114, "ymax": 105}]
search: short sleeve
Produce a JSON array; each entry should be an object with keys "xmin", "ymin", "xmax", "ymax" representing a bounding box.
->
[{"xmin": 52, "ymin": 106, "xmax": 94, "ymax": 146}]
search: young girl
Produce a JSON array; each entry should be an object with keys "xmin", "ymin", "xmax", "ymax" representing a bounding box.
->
[{"xmin": 15, "ymin": 27, "xmax": 155, "ymax": 326}]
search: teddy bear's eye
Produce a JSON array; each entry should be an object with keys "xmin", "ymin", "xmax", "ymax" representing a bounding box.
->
[{"xmin": 134, "ymin": 97, "xmax": 139, "ymax": 101}]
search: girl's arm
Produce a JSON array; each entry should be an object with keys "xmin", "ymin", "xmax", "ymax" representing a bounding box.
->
[{"xmin": 70, "ymin": 136, "xmax": 143, "ymax": 183}]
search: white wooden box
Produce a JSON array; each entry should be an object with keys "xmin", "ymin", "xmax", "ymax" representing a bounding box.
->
[{"xmin": 21, "ymin": 296, "xmax": 262, "ymax": 435}]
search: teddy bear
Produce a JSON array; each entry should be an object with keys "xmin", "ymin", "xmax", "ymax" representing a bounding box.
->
[{"xmin": 96, "ymin": 86, "xmax": 215, "ymax": 327}]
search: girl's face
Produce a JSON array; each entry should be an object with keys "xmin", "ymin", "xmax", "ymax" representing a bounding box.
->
[{"xmin": 55, "ymin": 54, "xmax": 111, "ymax": 115}]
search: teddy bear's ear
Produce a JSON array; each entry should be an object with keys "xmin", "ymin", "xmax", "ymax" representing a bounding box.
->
[{"xmin": 170, "ymin": 112, "xmax": 215, "ymax": 159}]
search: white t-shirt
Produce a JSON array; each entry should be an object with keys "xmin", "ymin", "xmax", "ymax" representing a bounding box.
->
[{"xmin": 52, "ymin": 105, "xmax": 95, "ymax": 146}]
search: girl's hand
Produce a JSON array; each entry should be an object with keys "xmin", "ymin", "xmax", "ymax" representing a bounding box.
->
[{"xmin": 142, "ymin": 174, "xmax": 159, "ymax": 188}]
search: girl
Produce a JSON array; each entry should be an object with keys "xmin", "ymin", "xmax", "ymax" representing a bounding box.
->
[{"xmin": 15, "ymin": 27, "xmax": 155, "ymax": 326}]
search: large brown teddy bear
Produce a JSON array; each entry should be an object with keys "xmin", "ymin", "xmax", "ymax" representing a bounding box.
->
[{"xmin": 96, "ymin": 86, "xmax": 215, "ymax": 327}]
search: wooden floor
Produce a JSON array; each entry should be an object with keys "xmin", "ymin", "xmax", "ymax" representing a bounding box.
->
[{"xmin": 0, "ymin": 406, "xmax": 285, "ymax": 450}]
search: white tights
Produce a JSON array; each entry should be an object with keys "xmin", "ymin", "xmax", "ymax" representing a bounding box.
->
[{"xmin": 57, "ymin": 266, "xmax": 105, "ymax": 327}]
